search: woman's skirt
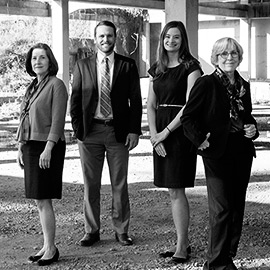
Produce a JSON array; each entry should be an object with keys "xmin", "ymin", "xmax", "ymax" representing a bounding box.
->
[{"xmin": 22, "ymin": 140, "xmax": 66, "ymax": 199}]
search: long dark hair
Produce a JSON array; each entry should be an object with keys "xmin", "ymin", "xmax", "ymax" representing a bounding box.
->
[
  {"xmin": 155, "ymin": 21, "xmax": 199, "ymax": 76},
  {"xmin": 25, "ymin": 43, "xmax": 58, "ymax": 77}
]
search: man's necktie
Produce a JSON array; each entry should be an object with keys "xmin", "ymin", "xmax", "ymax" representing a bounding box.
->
[{"xmin": 100, "ymin": 57, "xmax": 111, "ymax": 117}]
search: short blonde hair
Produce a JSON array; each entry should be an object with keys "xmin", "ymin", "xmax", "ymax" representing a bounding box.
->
[{"xmin": 210, "ymin": 37, "xmax": 243, "ymax": 67}]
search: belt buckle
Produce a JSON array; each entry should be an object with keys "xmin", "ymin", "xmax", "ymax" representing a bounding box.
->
[{"xmin": 104, "ymin": 120, "xmax": 110, "ymax": 126}]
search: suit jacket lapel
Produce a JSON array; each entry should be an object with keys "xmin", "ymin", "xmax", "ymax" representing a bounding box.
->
[
  {"xmin": 213, "ymin": 73, "xmax": 230, "ymax": 110},
  {"xmin": 112, "ymin": 53, "xmax": 122, "ymax": 90},
  {"xmin": 88, "ymin": 54, "xmax": 98, "ymax": 90}
]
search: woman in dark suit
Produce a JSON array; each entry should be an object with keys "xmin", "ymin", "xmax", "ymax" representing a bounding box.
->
[
  {"xmin": 16, "ymin": 43, "xmax": 68, "ymax": 266},
  {"xmin": 181, "ymin": 37, "xmax": 259, "ymax": 270}
]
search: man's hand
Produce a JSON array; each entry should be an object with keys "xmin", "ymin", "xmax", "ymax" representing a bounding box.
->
[
  {"xmin": 125, "ymin": 133, "xmax": 139, "ymax": 151},
  {"xmin": 17, "ymin": 149, "xmax": 24, "ymax": 169}
]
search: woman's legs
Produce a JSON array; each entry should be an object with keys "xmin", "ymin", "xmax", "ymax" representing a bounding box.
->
[
  {"xmin": 35, "ymin": 199, "xmax": 57, "ymax": 259},
  {"xmin": 168, "ymin": 188, "xmax": 190, "ymax": 258}
]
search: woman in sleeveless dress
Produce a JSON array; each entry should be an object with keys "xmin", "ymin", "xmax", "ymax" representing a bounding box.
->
[{"xmin": 147, "ymin": 21, "xmax": 203, "ymax": 265}]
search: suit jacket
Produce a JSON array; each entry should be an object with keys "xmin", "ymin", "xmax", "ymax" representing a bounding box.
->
[
  {"xmin": 70, "ymin": 53, "xmax": 142, "ymax": 142},
  {"xmin": 181, "ymin": 72, "xmax": 259, "ymax": 159}
]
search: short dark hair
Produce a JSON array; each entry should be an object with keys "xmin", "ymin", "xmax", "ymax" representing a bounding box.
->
[
  {"xmin": 25, "ymin": 43, "xmax": 58, "ymax": 77},
  {"xmin": 94, "ymin": 20, "xmax": 117, "ymax": 37}
]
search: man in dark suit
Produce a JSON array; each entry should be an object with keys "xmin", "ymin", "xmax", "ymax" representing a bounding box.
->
[{"xmin": 70, "ymin": 20, "xmax": 142, "ymax": 247}]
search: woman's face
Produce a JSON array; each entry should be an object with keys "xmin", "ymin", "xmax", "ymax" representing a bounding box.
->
[
  {"xmin": 217, "ymin": 45, "xmax": 240, "ymax": 74},
  {"xmin": 31, "ymin": 48, "xmax": 50, "ymax": 77},
  {"xmin": 163, "ymin": 27, "xmax": 181, "ymax": 53}
]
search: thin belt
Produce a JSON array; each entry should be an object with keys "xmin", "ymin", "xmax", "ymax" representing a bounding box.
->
[
  {"xmin": 92, "ymin": 118, "xmax": 114, "ymax": 126},
  {"xmin": 158, "ymin": 104, "xmax": 184, "ymax": 108}
]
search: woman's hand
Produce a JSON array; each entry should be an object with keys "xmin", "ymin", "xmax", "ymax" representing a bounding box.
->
[
  {"xmin": 39, "ymin": 148, "xmax": 52, "ymax": 169},
  {"xmin": 150, "ymin": 128, "xmax": 170, "ymax": 148},
  {"xmin": 244, "ymin": 124, "xmax": 256, "ymax": 138},
  {"xmin": 39, "ymin": 141, "xmax": 55, "ymax": 169},
  {"xmin": 198, "ymin": 133, "xmax": 210, "ymax": 150},
  {"xmin": 154, "ymin": 142, "xmax": 167, "ymax": 157}
]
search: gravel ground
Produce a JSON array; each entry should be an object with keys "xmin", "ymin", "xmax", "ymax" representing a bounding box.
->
[
  {"xmin": 1, "ymin": 100, "xmax": 270, "ymax": 269},
  {"xmin": 0, "ymin": 137, "xmax": 270, "ymax": 270}
]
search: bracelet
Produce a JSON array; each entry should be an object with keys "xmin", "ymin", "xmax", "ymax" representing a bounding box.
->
[{"xmin": 166, "ymin": 126, "xmax": 172, "ymax": 133}]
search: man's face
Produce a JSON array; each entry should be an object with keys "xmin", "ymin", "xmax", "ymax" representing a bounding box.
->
[{"xmin": 95, "ymin": 25, "xmax": 116, "ymax": 55}]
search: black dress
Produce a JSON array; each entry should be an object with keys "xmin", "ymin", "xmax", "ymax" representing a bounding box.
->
[{"xmin": 148, "ymin": 62, "xmax": 202, "ymax": 188}]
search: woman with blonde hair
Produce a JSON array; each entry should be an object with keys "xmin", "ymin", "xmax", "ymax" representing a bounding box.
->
[{"xmin": 181, "ymin": 37, "xmax": 259, "ymax": 270}]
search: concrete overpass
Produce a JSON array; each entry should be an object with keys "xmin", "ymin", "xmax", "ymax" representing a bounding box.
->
[
  {"xmin": 1, "ymin": 0, "xmax": 270, "ymax": 88},
  {"xmin": 2, "ymin": 1, "xmax": 270, "ymax": 18}
]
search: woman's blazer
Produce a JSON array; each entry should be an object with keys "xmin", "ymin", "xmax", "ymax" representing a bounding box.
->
[
  {"xmin": 28, "ymin": 76, "xmax": 68, "ymax": 142},
  {"xmin": 70, "ymin": 53, "xmax": 142, "ymax": 142},
  {"xmin": 181, "ymin": 72, "xmax": 259, "ymax": 159}
]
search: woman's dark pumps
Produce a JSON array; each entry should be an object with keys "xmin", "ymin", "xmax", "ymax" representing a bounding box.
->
[
  {"xmin": 159, "ymin": 246, "xmax": 191, "ymax": 258},
  {"xmin": 168, "ymin": 255, "xmax": 190, "ymax": 265},
  {"xmin": 37, "ymin": 248, "xmax": 59, "ymax": 266},
  {"xmin": 28, "ymin": 254, "xmax": 43, "ymax": 262},
  {"xmin": 159, "ymin": 251, "xmax": 174, "ymax": 258}
]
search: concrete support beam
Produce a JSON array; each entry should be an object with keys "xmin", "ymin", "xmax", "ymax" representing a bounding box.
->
[
  {"xmin": 139, "ymin": 22, "xmax": 150, "ymax": 77},
  {"xmin": 199, "ymin": 2, "xmax": 248, "ymax": 18},
  {"xmin": 251, "ymin": 19, "xmax": 270, "ymax": 80},
  {"xmin": 238, "ymin": 19, "xmax": 250, "ymax": 80},
  {"xmin": 51, "ymin": 0, "xmax": 70, "ymax": 92},
  {"xmin": 69, "ymin": 0, "xmax": 164, "ymax": 10},
  {"xmin": 165, "ymin": 0, "xmax": 199, "ymax": 58},
  {"xmin": 0, "ymin": 0, "xmax": 49, "ymax": 17}
]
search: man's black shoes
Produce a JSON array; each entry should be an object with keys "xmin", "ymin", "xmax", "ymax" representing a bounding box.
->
[
  {"xmin": 79, "ymin": 232, "xmax": 100, "ymax": 247},
  {"xmin": 115, "ymin": 233, "xmax": 133, "ymax": 246}
]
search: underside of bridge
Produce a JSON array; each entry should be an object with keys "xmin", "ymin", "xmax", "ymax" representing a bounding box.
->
[
  {"xmin": 0, "ymin": 0, "xmax": 270, "ymax": 19},
  {"xmin": 2, "ymin": 0, "xmax": 270, "ymax": 84}
]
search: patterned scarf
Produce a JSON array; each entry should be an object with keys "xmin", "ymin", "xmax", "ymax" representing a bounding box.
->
[{"xmin": 215, "ymin": 67, "xmax": 246, "ymax": 120}]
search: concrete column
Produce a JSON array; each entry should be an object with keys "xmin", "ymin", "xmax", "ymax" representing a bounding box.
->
[
  {"xmin": 247, "ymin": 19, "xmax": 252, "ymax": 80},
  {"xmin": 145, "ymin": 22, "xmax": 151, "ymax": 73},
  {"xmin": 251, "ymin": 18, "xmax": 270, "ymax": 80},
  {"xmin": 165, "ymin": 0, "xmax": 199, "ymax": 58},
  {"xmin": 139, "ymin": 21, "xmax": 149, "ymax": 77},
  {"xmin": 149, "ymin": 23, "xmax": 161, "ymax": 67},
  {"xmin": 51, "ymin": 0, "xmax": 70, "ymax": 92},
  {"xmin": 239, "ymin": 19, "xmax": 250, "ymax": 80},
  {"xmin": 250, "ymin": 23, "xmax": 256, "ymax": 79}
]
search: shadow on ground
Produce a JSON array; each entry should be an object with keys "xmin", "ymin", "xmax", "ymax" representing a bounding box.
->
[{"xmin": 0, "ymin": 174, "xmax": 269, "ymax": 270}]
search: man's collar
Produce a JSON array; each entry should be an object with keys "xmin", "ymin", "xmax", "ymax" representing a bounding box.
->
[{"xmin": 97, "ymin": 51, "xmax": 115, "ymax": 63}]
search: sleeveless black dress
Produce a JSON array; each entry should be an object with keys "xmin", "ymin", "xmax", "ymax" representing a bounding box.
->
[{"xmin": 148, "ymin": 62, "xmax": 202, "ymax": 188}]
